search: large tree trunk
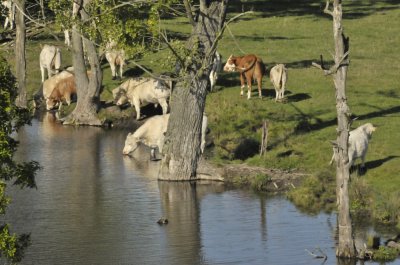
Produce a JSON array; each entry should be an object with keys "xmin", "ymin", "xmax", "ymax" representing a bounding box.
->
[
  {"xmin": 159, "ymin": 0, "xmax": 228, "ymax": 181},
  {"xmin": 14, "ymin": 0, "xmax": 27, "ymax": 108},
  {"xmin": 63, "ymin": 0, "xmax": 102, "ymax": 126},
  {"xmin": 332, "ymin": 1, "xmax": 356, "ymax": 258}
]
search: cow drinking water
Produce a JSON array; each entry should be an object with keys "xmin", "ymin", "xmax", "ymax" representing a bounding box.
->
[
  {"xmin": 223, "ymin": 54, "xmax": 265, "ymax": 99},
  {"xmin": 123, "ymin": 113, "xmax": 208, "ymax": 156}
]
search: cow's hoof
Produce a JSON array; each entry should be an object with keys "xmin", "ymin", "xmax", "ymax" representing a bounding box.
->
[{"xmin": 112, "ymin": 76, "xmax": 116, "ymax": 80}]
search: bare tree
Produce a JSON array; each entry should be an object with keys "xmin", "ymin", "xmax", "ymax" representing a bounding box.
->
[
  {"xmin": 62, "ymin": 0, "xmax": 102, "ymax": 126},
  {"xmin": 14, "ymin": 0, "xmax": 27, "ymax": 108},
  {"xmin": 159, "ymin": 0, "xmax": 228, "ymax": 180},
  {"xmin": 313, "ymin": 0, "xmax": 356, "ymax": 258}
]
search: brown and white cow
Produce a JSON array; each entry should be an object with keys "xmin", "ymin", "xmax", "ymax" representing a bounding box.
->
[
  {"xmin": 270, "ymin": 64, "xmax": 288, "ymax": 102},
  {"xmin": 46, "ymin": 75, "xmax": 77, "ymax": 110},
  {"xmin": 40, "ymin": 44, "xmax": 62, "ymax": 83},
  {"xmin": 113, "ymin": 77, "xmax": 171, "ymax": 120},
  {"xmin": 223, "ymin": 54, "xmax": 265, "ymax": 99}
]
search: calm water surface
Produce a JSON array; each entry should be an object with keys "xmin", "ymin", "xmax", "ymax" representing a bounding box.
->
[{"xmin": 4, "ymin": 113, "xmax": 399, "ymax": 265}]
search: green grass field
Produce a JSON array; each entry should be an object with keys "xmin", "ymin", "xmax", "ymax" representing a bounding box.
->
[{"xmin": 2, "ymin": 0, "xmax": 400, "ymax": 225}]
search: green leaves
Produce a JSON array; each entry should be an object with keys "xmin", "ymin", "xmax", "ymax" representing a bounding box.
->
[{"xmin": 0, "ymin": 55, "xmax": 38, "ymax": 263}]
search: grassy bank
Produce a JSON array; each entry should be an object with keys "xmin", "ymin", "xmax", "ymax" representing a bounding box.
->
[{"xmin": 2, "ymin": 1, "xmax": 400, "ymax": 226}]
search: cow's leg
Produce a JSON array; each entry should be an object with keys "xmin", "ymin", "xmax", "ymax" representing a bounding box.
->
[
  {"xmin": 240, "ymin": 74, "xmax": 245, "ymax": 97},
  {"xmin": 159, "ymin": 98, "xmax": 169, "ymax": 115},
  {"xmin": 110, "ymin": 63, "xmax": 116, "ymax": 80},
  {"xmin": 47, "ymin": 67, "xmax": 53, "ymax": 79},
  {"xmin": 246, "ymin": 76, "xmax": 252, "ymax": 100},
  {"xmin": 133, "ymin": 98, "xmax": 141, "ymax": 120},
  {"xmin": 40, "ymin": 65, "xmax": 45, "ymax": 83},
  {"xmin": 275, "ymin": 89, "xmax": 279, "ymax": 102},
  {"xmin": 119, "ymin": 63, "xmax": 124, "ymax": 80},
  {"xmin": 257, "ymin": 76, "xmax": 262, "ymax": 99}
]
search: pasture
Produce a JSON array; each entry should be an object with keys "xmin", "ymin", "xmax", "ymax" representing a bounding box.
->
[{"xmin": 2, "ymin": 0, "xmax": 400, "ymax": 225}]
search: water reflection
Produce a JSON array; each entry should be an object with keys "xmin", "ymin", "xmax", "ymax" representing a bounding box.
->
[{"xmin": 4, "ymin": 113, "xmax": 398, "ymax": 265}]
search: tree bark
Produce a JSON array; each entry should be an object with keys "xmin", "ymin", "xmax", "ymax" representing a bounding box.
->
[
  {"xmin": 14, "ymin": 0, "xmax": 27, "ymax": 108},
  {"xmin": 159, "ymin": 0, "xmax": 228, "ymax": 181},
  {"xmin": 330, "ymin": 0, "xmax": 356, "ymax": 258},
  {"xmin": 63, "ymin": 0, "xmax": 102, "ymax": 126}
]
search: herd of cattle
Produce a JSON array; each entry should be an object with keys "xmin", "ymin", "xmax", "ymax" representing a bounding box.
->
[
  {"xmin": 36, "ymin": 42, "xmax": 292, "ymax": 158},
  {"xmin": 3, "ymin": 0, "xmax": 372, "ymax": 167}
]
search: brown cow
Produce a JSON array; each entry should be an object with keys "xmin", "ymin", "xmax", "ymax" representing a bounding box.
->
[
  {"xmin": 46, "ymin": 75, "xmax": 77, "ymax": 110},
  {"xmin": 223, "ymin": 54, "xmax": 266, "ymax": 99}
]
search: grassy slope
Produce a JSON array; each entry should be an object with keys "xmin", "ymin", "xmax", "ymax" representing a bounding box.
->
[{"xmin": 2, "ymin": 1, "xmax": 399, "ymax": 221}]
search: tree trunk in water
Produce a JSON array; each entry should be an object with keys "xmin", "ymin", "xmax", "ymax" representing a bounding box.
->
[
  {"xmin": 159, "ymin": 0, "xmax": 228, "ymax": 181},
  {"xmin": 63, "ymin": 0, "xmax": 102, "ymax": 126},
  {"xmin": 330, "ymin": 0, "xmax": 356, "ymax": 258},
  {"xmin": 14, "ymin": 0, "xmax": 27, "ymax": 108}
]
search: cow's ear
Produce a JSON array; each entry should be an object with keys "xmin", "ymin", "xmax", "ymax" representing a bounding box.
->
[{"xmin": 127, "ymin": 132, "xmax": 132, "ymax": 136}]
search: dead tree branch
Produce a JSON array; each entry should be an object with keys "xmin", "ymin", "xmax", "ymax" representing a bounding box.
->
[
  {"xmin": 312, "ymin": 51, "xmax": 349, "ymax": 75},
  {"xmin": 323, "ymin": 0, "xmax": 334, "ymax": 17}
]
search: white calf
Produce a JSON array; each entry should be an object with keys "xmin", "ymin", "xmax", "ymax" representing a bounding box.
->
[
  {"xmin": 2, "ymin": 0, "xmax": 15, "ymax": 30},
  {"xmin": 40, "ymin": 44, "xmax": 62, "ymax": 83},
  {"xmin": 330, "ymin": 123, "xmax": 377, "ymax": 168},
  {"xmin": 105, "ymin": 41, "xmax": 125, "ymax": 80},
  {"xmin": 270, "ymin": 64, "xmax": 288, "ymax": 102}
]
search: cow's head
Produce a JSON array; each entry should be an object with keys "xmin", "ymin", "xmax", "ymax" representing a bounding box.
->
[
  {"xmin": 46, "ymin": 97, "xmax": 59, "ymax": 110},
  {"xmin": 363, "ymin": 123, "xmax": 377, "ymax": 138},
  {"xmin": 223, "ymin": 55, "xmax": 237, "ymax": 72},
  {"xmin": 115, "ymin": 94, "xmax": 128, "ymax": 106},
  {"xmin": 123, "ymin": 133, "xmax": 139, "ymax": 155}
]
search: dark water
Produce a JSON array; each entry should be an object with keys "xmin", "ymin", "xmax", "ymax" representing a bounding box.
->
[{"xmin": 4, "ymin": 113, "xmax": 399, "ymax": 265}]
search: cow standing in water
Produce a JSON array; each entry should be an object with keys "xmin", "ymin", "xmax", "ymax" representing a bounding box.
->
[
  {"xmin": 39, "ymin": 44, "xmax": 62, "ymax": 83},
  {"xmin": 223, "ymin": 54, "xmax": 266, "ymax": 99}
]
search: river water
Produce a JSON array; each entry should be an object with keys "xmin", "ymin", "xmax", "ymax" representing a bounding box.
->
[{"xmin": 4, "ymin": 113, "xmax": 399, "ymax": 265}]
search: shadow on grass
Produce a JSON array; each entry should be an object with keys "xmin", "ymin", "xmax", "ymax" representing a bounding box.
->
[
  {"xmin": 227, "ymin": 0, "xmax": 400, "ymax": 19},
  {"xmin": 363, "ymin": 155, "xmax": 400, "ymax": 171},
  {"xmin": 234, "ymin": 138, "xmax": 260, "ymax": 160}
]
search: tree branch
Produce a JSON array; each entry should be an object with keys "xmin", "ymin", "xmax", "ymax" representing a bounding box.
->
[
  {"xmin": 206, "ymin": 11, "xmax": 253, "ymax": 59},
  {"xmin": 183, "ymin": 0, "xmax": 196, "ymax": 27},
  {"xmin": 323, "ymin": 0, "xmax": 334, "ymax": 17},
  {"xmin": 312, "ymin": 51, "xmax": 349, "ymax": 75}
]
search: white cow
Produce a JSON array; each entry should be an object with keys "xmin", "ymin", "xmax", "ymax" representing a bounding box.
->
[
  {"xmin": 2, "ymin": 0, "xmax": 15, "ymax": 30},
  {"xmin": 105, "ymin": 41, "xmax": 125, "ymax": 80},
  {"xmin": 270, "ymin": 64, "xmax": 288, "ymax": 102},
  {"xmin": 40, "ymin": 44, "xmax": 62, "ymax": 83},
  {"xmin": 209, "ymin": 51, "xmax": 222, "ymax": 91},
  {"xmin": 113, "ymin": 77, "xmax": 171, "ymax": 120},
  {"xmin": 123, "ymin": 113, "xmax": 208, "ymax": 156},
  {"xmin": 330, "ymin": 123, "xmax": 377, "ymax": 168}
]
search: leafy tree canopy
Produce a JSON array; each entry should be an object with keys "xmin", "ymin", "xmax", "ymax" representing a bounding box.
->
[{"xmin": 49, "ymin": 0, "xmax": 180, "ymax": 58}]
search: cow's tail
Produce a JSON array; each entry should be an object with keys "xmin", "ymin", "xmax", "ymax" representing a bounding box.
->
[{"xmin": 238, "ymin": 55, "xmax": 257, "ymax": 73}]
